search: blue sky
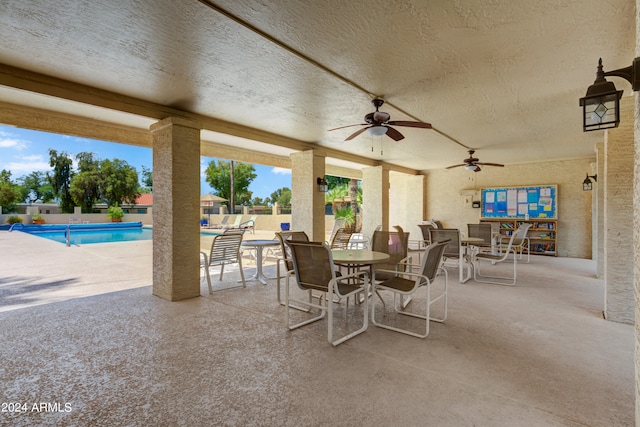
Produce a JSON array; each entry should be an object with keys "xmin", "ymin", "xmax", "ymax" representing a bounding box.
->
[{"xmin": 0, "ymin": 126, "xmax": 292, "ymax": 201}]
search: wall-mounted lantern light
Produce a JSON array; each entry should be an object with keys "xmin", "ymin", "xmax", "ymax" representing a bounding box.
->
[
  {"xmin": 317, "ymin": 177, "xmax": 328, "ymax": 192},
  {"xmin": 583, "ymin": 173, "xmax": 597, "ymax": 191},
  {"xmin": 579, "ymin": 57, "xmax": 639, "ymax": 132}
]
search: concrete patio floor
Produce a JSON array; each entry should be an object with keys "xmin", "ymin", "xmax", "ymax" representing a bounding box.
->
[{"xmin": 0, "ymin": 228, "xmax": 634, "ymax": 426}]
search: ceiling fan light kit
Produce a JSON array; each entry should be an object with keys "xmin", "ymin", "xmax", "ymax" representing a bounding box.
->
[
  {"xmin": 367, "ymin": 125, "xmax": 388, "ymax": 137},
  {"xmin": 328, "ymin": 99, "xmax": 431, "ymax": 142}
]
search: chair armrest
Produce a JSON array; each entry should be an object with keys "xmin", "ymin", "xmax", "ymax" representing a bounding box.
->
[
  {"xmin": 372, "ymin": 268, "xmax": 429, "ymax": 284},
  {"xmin": 200, "ymin": 251, "xmax": 209, "ymax": 266}
]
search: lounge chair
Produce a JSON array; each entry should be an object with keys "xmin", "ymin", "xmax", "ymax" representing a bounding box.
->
[
  {"xmin": 210, "ymin": 215, "xmax": 230, "ymax": 229},
  {"xmin": 240, "ymin": 215, "xmax": 258, "ymax": 233},
  {"xmin": 223, "ymin": 215, "xmax": 244, "ymax": 229}
]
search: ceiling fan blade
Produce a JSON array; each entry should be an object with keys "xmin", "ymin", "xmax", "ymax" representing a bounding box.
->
[
  {"xmin": 328, "ymin": 123, "xmax": 367, "ymax": 131},
  {"xmin": 387, "ymin": 120, "xmax": 432, "ymax": 129},
  {"xmin": 344, "ymin": 127, "xmax": 369, "ymax": 141},
  {"xmin": 476, "ymin": 162, "xmax": 504, "ymax": 167},
  {"xmin": 385, "ymin": 126, "xmax": 405, "ymax": 141},
  {"xmin": 445, "ymin": 164, "xmax": 466, "ymax": 169}
]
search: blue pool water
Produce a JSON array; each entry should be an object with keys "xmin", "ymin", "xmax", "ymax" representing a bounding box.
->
[
  {"xmin": 12, "ymin": 222, "xmax": 221, "ymax": 245},
  {"xmin": 13, "ymin": 222, "xmax": 150, "ymax": 245}
]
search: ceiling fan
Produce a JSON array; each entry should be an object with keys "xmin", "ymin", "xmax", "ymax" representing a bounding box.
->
[
  {"xmin": 446, "ymin": 150, "xmax": 504, "ymax": 172},
  {"xmin": 328, "ymin": 99, "xmax": 432, "ymax": 141}
]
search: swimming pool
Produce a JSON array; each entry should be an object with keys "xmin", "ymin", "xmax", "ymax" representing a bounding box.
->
[
  {"xmin": 12, "ymin": 222, "xmax": 221, "ymax": 245},
  {"xmin": 13, "ymin": 222, "xmax": 151, "ymax": 245}
]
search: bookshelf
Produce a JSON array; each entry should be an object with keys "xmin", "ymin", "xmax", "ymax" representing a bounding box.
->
[{"xmin": 480, "ymin": 219, "xmax": 557, "ymax": 256}]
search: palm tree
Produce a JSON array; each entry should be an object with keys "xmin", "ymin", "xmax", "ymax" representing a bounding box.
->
[
  {"xmin": 324, "ymin": 183, "xmax": 348, "ymax": 214},
  {"xmin": 349, "ymin": 178, "xmax": 358, "ymax": 230}
]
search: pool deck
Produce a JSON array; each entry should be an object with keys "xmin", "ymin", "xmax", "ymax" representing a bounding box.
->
[{"xmin": 0, "ymin": 228, "xmax": 634, "ymax": 426}]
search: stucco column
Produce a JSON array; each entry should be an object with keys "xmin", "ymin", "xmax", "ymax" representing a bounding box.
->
[
  {"xmin": 150, "ymin": 117, "xmax": 202, "ymax": 301},
  {"xmin": 389, "ymin": 173, "xmax": 425, "ymax": 240},
  {"xmin": 604, "ymin": 95, "xmax": 634, "ymax": 323},
  {"xmin": 290, "ymin": 150, "xmax": 325, "ymax": 241},
  {"xmin": 362, "ymin": 166, "xmax": 390, "ymax": 237}
]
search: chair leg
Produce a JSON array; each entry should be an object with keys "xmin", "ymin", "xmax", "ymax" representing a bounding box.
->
[
  {"xmin": 237, "ymin": 258, "xmax": 246, "ymax": 288},
  {"xmin": 329, "ymin": 284, "xmax": 369, "ymax": 346},
  {"xmin": 201, "ymin": 253, "xmax": 214, "ymax": 295},
  {"xmin": 286, "ymin": 275, "xmax": 326, "ymax": 331},
  {"xmin": 371, "ymin": 286, "xmax": 429, "ymax": 339}
]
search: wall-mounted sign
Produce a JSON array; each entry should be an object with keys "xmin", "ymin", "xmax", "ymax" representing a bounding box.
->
[{"xmin": 481, "ymin": 185, "xmax": 557, "ymax": 219}]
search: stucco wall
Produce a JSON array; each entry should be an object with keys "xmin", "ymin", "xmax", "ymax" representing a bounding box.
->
[{"xmin": 424, "ymin": 158, "xmax": 594, "ymax": 258}]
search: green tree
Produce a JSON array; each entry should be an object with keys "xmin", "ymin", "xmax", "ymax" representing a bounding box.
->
[
  {"xmin": 324, "ymin": 183, "xmax": 348, "ymax": 212},
  {"xmin": 17, "ymin": 171, "xmax": 54, "ymax": 204},
  {"xmin": 250, "ymin": 196, "xmax": 266, "ymax": 206},
  {"xmin": 99, "ymin": 158, "xmax": 140, "ymax": 207},
  {"xmin": 47, "ymin": 149, "xmax": 75, "ymax": 213},
  {"xmin": 0, "ymin": 169, "xmax": 22, "ymax": 212},
  {"xmin": 140, "ymin": 165, "xmax": 152, "ymax": 193},
  {"xmin": 69, "ymin": 152, "xmax": 101, "ymax": 213},
  {"xmin": 270, "ymin": 187, "xmax": 291, "ymax": 207},
  {"xmin": 204, "ymin": 160, "xmax": 256, "ymax": 211},
  {"xmin": 349, "ymin": 178, "xmax": 361, "ymax": 230},
  {"xmin": 326, "ymin": 176, "xmax": 350, "ymax": 189}
]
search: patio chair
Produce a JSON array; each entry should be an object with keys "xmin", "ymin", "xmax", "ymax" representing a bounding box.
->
[
  {"xmin": 503, "ymin": 223, "xmax": 532, "ymax": 263},
  {"xmin": 370, "ymin": 228, "xmax": 410, "ymax": 281},
  {"xmin": 429, "ymin": 228, "xmax": 461, "ymax": 268},
  {"xmin": 200, "ymin": 231, "xmax": 246, "ymax": 293},
  {"xmin": 467, "ymin": 223, "xmax": 494, "ymax": 253},
  {"xmin": 285, "ymin": 240, "xmax": 369, "ymax": 346},
  {"xmin": 210, "ymin": 215, "xmax": 230, "ymax": 229},
  {"xmin": 371, "ymin": 239, "xmax": 449, "ymax": 338},
  {"xmin": 223, "ymin": 215, "xmax": 244, "ymax": 229},
  {"xmin": 472, "ymin": 227, "xmax": 521, "ymax": 286},
  {"xmin": 328, "ymin": 219, "xmax": 346, "ymax": 243},
  {"xmin": 330, "ymin": 227, "xmax": 354, "ymax": 249},
  {"xmin": 240, "ymin": 215, "xmax": 258, "ymax": 233},
  {"xmin": 275, "ymin": 230, "xmax": 309, "ymax": 306},
  {"xmin": 418, "ymin": 223, "xmax": 437, "ymax": 246}
]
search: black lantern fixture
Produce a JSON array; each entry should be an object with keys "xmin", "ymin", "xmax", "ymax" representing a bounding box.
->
[
  {"xmin": 579, "ymin": 57, "xmax": 640, "ymax": 132},
  {"xmin": 317, "ymin": 177, "xmax": 328, "ymax": 192},
  {"xmin": 582, "ymin": 173, "xmax": 597, "ymax": 191}
]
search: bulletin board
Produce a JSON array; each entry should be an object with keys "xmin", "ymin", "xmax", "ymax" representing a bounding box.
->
[{"xmin": 481, "ymin": 185, "xmax": 557, "ymax": 219}]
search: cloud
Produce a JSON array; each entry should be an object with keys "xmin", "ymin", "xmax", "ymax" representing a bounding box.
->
[
  {"xmin": 0, "ymin": 137, "xmax": 28, "ymax": 150},
  {"xmin": 271, "ymin": 167, "xmax": 291, "ymax": 175},
  {"xmin": 7, "ymin": 154, "xmax": 50, "ymax": 173}
]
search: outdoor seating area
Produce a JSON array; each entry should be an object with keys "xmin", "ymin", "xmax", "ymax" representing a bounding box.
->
[{"xmin": 0, "ymin": 226, "xmax": 633, "ymax": 425}]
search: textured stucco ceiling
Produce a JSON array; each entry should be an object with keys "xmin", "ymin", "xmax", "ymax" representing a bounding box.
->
[{"xmin": 0, "ymin": 0, "xmax": 636, "ymax": 172}]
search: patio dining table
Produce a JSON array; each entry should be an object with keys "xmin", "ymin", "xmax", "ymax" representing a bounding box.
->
[{"xmin": 241, "ymin": 239, "xmax": 280, "ymax": 284}]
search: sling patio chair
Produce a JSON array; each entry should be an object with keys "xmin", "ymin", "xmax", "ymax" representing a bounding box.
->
[
  {"xmin": 371, "ymin": 239, "xmax": 449, "ymax": 338},
  {"xmin": 472, "ymin": 226, "xmax": 520, "ymax": 286},
  {"xmin": 200, "ymin": 230, "xmax": 246, "ymax": 293},
  {"xmin": 330, "ymin": 227, "xmax": 354, "ymax": 249},
  {"xmin": 285, "ymin": 240, "xmax": 369, "ymax": 346},
  {"xmin": 467, "ymin": 223, "xmax": 495, "ymax": 254},
  {"xmin": 503, "ymin": 222, "xmax": 532, "ymax": 263},
  {"xmin": 274, "ymin": 230, "xmax": 310, "ymax": 307}
]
